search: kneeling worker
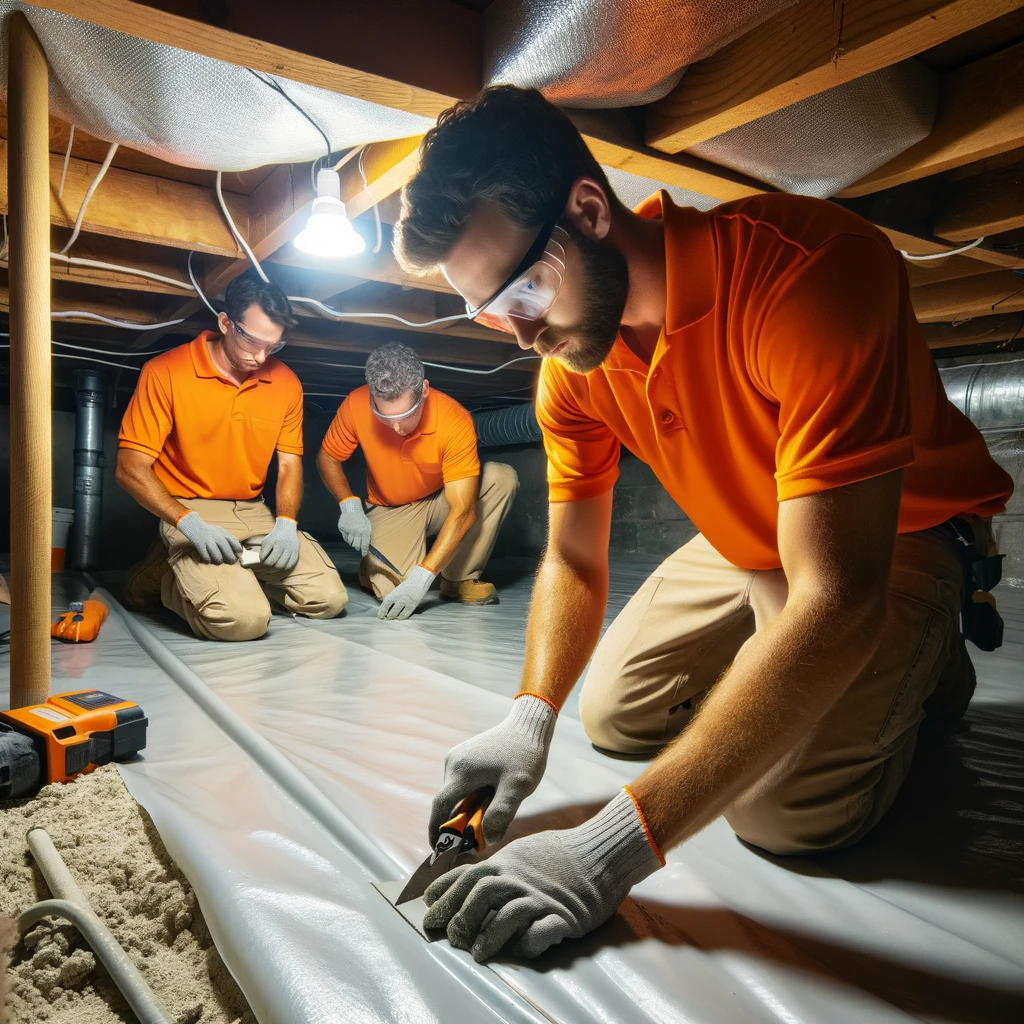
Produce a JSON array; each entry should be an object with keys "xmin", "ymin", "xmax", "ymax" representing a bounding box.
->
[
  {"xmin": 117, "ymin": 269, "xmax": 347, "ymax": 641},
  {"xmin": 317, "ymin": 342, "xmax": 518, "ymax": 620}
]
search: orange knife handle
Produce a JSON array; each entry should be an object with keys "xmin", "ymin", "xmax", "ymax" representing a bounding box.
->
[{"xmin": 438, "ymin": 789, "xmax": 493, "ymax": 848}]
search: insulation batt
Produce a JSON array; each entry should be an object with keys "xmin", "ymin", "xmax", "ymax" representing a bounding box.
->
[{"xmin": 0, "ymin": 764, "xmax": 254, "ymax": 1024}]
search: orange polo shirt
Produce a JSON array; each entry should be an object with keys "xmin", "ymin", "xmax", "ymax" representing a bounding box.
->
[
  {"xmin": 321, "ymin": 385, "xmax": 480, "ymax": 507},
  {"xmin": 538, "ymin": 192, "xmax": 1013, "ymax": 570},
  {"xmin": 119, "ymin": 331, "xmax": 304, "ymax": 499}
]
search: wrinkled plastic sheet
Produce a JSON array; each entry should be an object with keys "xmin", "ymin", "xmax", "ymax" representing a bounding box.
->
[{"xmin": 7, "ymin": 563, "xmax": 1024, "ymax": 1024}]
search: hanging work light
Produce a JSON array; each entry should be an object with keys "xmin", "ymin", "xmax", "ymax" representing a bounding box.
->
[{"xmin": 294, "ymin": 168, "xmax": 365, "ymax": 258}]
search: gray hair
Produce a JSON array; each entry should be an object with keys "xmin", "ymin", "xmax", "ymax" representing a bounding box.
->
[{"xmin": 364, "ymin": 342, "xmax": 425, "ymax": 402}]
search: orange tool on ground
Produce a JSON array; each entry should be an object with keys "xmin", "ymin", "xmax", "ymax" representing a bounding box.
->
[
  {"xmin": 395, "ymin": 789, "xmax": 492, "ymax": 905},
  {"xmin": 0, "ymin": 690, "xmax": 148, "ymax": 797},
  {"xmin": 51, "ymin": 599, "xmax": 108, "ymax": 643}
]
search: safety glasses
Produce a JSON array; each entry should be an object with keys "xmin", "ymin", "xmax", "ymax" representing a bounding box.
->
[
  {"xmin": 465, "ymin": 211, "xmax": 567, "ymax": 336},
  {"xmin": 230, "ymin": 319, "xmax": 287, "ymax": 356},
  {"xmin": 370, "ymin": 390, "xmax": 424, "ymax": 422}
]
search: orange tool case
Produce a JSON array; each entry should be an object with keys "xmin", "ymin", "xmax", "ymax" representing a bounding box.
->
[{"xmin": 0, "ymin": 690, "xmax": 147, "ymax": 794}]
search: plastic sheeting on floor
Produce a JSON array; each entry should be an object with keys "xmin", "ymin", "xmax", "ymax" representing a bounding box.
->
[{"xmin": 7, "ymin": 560, "xmax": 1023, "ymax": 1024}]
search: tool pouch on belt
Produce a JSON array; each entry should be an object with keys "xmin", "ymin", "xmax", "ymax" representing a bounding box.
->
[{"xmin": 941, "ymin": 518, "xmax": 1004, "ymax": 652}]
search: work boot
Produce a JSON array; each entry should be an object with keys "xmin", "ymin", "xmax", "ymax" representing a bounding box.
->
[
  {"xmin": 123, "ymin": 539, "xmax": 169, "ymax": 609},
  {"xmin": 440, "ymin": 578, "xmax": 499, "ymax": 605}
]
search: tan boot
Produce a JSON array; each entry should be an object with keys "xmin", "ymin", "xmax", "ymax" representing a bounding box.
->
[
  {"xmin": 439, "ymin": 578, "xmax": 499, "ymax": 605},
  {"xmin": 123, "ymin": 538, "xmax": 170, "ymax": 609}
]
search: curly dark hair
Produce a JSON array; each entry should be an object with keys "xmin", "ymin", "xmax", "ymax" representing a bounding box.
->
[
  {"xmin": 224, "ymin": 268, "xmax": 297, "ymax": 329},
  {"xmin": 394, "ymin": 85, "xmax": 618, "ymax": 275}
]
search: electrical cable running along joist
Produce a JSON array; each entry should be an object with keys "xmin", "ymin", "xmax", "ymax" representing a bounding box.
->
[{"xmin": 88, "ymin": 582, "xmax": 553, "ymax": 1024}]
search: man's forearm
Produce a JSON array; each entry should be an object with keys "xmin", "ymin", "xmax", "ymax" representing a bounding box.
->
[
  {"xmin": 316, "ymin": 449, "xmax": 356, "ymax": 503},
  {"xmin": 275, "ymin": 463, "xmax": 303, "ymax": 520},
  {"xmin": 518, "ymin": 552, "xmax": 609, "ymax": 710},
  {"xmin": 116, "ymin": 455, "xmax": 189, "ymax": 526},
  {"xmin": 630, "ymin": 589, "xmax": 885, "ymax": 852},
  {"xmin": 422, "ymin": 507, "xmax": 476, "ymax": 574}
]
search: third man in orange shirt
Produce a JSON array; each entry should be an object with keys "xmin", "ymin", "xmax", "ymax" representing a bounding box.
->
[
  {"xmin": 317, "ymin": 342, "xmax": 518, "ymax": 620},
  {"xmin": 389, "ymin": 86, "xmax": 1014, "ymax": 960}
]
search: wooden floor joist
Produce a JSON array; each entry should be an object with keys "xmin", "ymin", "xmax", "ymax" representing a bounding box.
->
[
  {"xmin": 645, "ymin": 0, "xmax": 1021, "ymax": 154},
  {"xmin": 935, "ymin": 161, "xmax": 1024, "ymax": 241},
  {"xmin": 911, "ymin": 269, "xmax": 1024, "ymax": 321}
]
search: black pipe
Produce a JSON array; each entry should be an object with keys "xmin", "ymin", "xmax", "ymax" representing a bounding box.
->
[{"xmin": 69, "ymin": 370, "xmax": 106, "ymax": 570}]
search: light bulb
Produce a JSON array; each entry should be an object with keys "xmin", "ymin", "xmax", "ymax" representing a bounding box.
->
[{"xmin": 294, "ymin": 168, "xmax": 366, "ymax": 259}]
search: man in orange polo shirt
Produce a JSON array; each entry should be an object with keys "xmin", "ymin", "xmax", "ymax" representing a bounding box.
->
[
  {"xmin": 388, "ymin": 87, "xmax": 1014, "ymax": 960},
  {"xmin": 317, "ymin": 341, "xmax": 518, "ymax": 620},
  {"xmin": 117, "ymin": 269, "xmax": 347, "ymax": 641}
]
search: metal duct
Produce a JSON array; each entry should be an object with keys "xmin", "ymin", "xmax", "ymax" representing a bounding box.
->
[
  {"xmin": 484, "ymin": 0, "xmax": 799, "ymax": 108},
  {"xmin": 69, "ymin": 370, "xmax": 106, "ymax": 570},
  {"xmin": 940, "ymin": 361, "xmax": 1024, "ymax": 433},
  {"xmin": 474, "ymin": 404, "xmax": 542, "ymax": 448},
  {"xmin": 688, "ymin": 60, "xmax": 938, "ymax": 198},
  {"xmin": 0, "ymin": 2, "xmax": 431, "ymax": 171}
]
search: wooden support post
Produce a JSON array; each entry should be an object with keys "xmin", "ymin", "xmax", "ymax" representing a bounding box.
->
[{"xmin": 8, "ymin": 13, "xmax": 51, "ymax": 707}]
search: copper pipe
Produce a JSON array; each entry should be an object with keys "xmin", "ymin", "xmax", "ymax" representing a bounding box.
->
[{"xmin": 8, "ymin": 13, "xmax": 51, "ymax": 707}]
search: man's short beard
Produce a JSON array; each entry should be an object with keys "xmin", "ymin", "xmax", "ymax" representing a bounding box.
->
[{"xmin": 555, "ymin": 220, "xmax": 629, "ymax": 374}]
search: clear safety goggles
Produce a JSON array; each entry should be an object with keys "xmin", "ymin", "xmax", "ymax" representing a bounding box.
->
[
  {"xmin": 465, "ymin": 215, "xmax": 567, "ymax": 335},
  {"xmin": 230, "ymin": 319, "xmax": 287, "ymax": 356},
  {"xmin": 370, "ymin": 390, "xmax": 424, "ymax": 422}
]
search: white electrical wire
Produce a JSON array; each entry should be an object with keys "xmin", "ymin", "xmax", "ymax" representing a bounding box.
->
[
  {"xmin": 50, "ymin": 311, "xmax": 188, "ymax": 330},
  {"xmin": 60, "ymin": 142, "xmax": 118, "ymax": 254},
  {"xmin": 188, "ymin": 250, "xmax": 219, "ymax": 316},
  {"xmin": 50, "ymin": 251, "xmax": 193, "ymax": 290},
  {"xmin": 900, "ymin": 237, "xmax": 985, "ymax": 261},
  {"xmin": 358, "ymin": 146, "xmax": 383, "ymax": 255},
  {"xmin": 58, "ymin": 124, "xmax": 75, "ymax": 198},
  {"xmin": 287, "ymin": 353, "xmax": 541, "ymax": 375},
  {"xmin": 288, "ymin": 294, "xmax": 469, "ymax": 328},
  {"xmin": 216, "ymin": 171, "xmax": 270, "ymax": 282},
  {"xmin": 50, "ymin": 339, "xmax": 168, "ymax": 357},
  {"xmin": 0, "ymin": 344, "xmax": 142, "ymax": 373}
]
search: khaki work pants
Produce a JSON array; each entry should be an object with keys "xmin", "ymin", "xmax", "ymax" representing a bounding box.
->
[
  {"xmin": 363, "ymin": 462, "xmax": 518, "ymax": 598},
  {"xmin": 155, "ymin": 498, "xmax": 347, "ymax": 641},
  {"xmin": 579, "ymin": 526, "xmax": 975, "ymax": 855}
]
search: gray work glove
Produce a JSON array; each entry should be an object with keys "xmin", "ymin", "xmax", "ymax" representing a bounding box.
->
[
  {"xmin": 429, "ymin": 694, "xmax": 556, "ymax": 846},
  {"xmin": 175, "ymin": 511, "xmax": 243, "ymax": 565},
  {"xmin": 378, "ymin": 565, "xmax": 435, "ymax": 621},
  {"xmin": 423, "ymin": 787, "xmax": 663, "ymax": 961},
  {"xmin": 337, "ymin": 497, "xmax": 372, "ymax": 556},
  {"xmin": 260, "ymin": 517, "xmax": 300, "ymax": 571}
]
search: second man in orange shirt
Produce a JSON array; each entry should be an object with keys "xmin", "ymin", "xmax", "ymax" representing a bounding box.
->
[{"xmin": 318, "ymin": 342, "xmax": 518, "ymax": 620}]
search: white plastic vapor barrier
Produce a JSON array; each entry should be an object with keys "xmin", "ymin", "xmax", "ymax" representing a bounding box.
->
[{"xmin": 10, "ymin": 566, "xmax": 1024, "ymax": 1024}]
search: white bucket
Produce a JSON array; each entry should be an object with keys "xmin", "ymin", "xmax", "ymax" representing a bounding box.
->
[{"xmin": 52, "ymin": 507, "xmax": 75, "ymax": 571}]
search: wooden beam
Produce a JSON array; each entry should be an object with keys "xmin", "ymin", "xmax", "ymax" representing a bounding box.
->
[
  {"xmin": 0, "ymin": 137, "xmax": 245, "ymax": 255},
  {"xmin": 911, "ymin": 270, "xmax": 1024, "ymax": 321},
  {"xmin": 840, "ymin": 39, "xmax": 1024, "ymax": 196},
  {"xmin": 922, "ymin": 311, "xmax": 1024, "ymax": 348},
  {"xmin": 567, "ymin": 109, "xmax": 764, "ymax": 203},
  {"xmin": 904, "ymin": 252, "xmax": 1000, "ymax": 287},
  {"xmin": 645, "ymin": 0, "xmax": 1020, "ymax": 154},
  {"xmin": 935, "ymin": 160, "xmax": 1024, "ymax": 241},
  {"xmin": 31, "ymin": 0, "xmax": 469, "ymax": 116}
]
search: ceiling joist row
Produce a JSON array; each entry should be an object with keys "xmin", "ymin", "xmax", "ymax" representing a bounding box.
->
[{"xmin": 2, "ymin": 0, "xmax": 1022, "ymax": 394}]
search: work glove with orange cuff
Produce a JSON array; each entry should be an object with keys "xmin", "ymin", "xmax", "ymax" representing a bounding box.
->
[
  {"xmin": 378, "ymin": 565, "xmax": 435, "ymax": 620},
  {"xmin": 260, "ymin": 517, "xmax": 300, "ymax": 571},
  {"xmin": 337, "ymin": 497, "xmax": 372, "ymax": 556},
  {"xmin": 423, "ymin": 787, "xmax": 663, "ymax": 961},
  {"xmin": 429, "ymin": 694, "xmax": 556, "ymax": 847},
  {"xmin": 175, "ymin": 511, "xmax": 242, "ymax": 565}
]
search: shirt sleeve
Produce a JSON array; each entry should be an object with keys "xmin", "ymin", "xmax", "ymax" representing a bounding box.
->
[
  {"xmin": 276, "ymin": 376, "xmax": 304, "ymax": 455},
  {"xmin": 321, "ymin": 394, "xmax": 360, "ymax": 462},
  {"xmin": 537, "ymin": 362, "xmax": 620, "ymax": 502},
  {"xmin": 118, "ymin": 359, "xmax": 173, "ymax": 458},
  {"xmin": 441, "ymin": 403, "xmax": 481, "ymax": 484},
  {"xmin": 757, "ymin": 233, "xmax": 914, "ymax": 502}
]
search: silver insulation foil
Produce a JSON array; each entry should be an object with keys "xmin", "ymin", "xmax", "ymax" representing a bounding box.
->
[
  {"xmin": 603, "ymin": 165, "xmax": 719, "ymax": 212},
  {"xmin": 484, "ymin": 0, "xmax": 800, "ymax": 108},
  {"xmin": 688, "ymin": 60, "xmax": 938, "ymax": 197},
  {"xmin": 0, "ymin": 2, "xmax": 432, "ymax": 171}
]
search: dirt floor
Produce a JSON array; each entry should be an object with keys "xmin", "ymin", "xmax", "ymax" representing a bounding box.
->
[{"xmin": 0, "ymin": 765, "xmax": 256, "ymax": 1024}]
